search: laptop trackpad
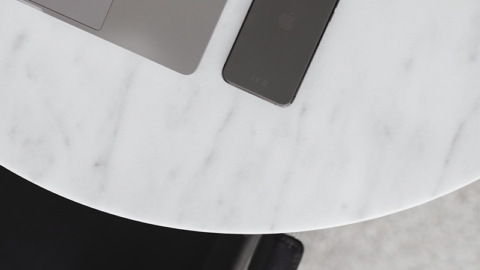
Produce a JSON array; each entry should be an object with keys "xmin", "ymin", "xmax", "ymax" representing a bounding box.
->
[{"xmin": 31, "ymin": 0, "xmax": 113, "ymax": 30}]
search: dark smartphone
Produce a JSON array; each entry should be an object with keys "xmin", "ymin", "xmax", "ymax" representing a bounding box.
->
[{"xmin": 223, "ymin": 0, "xmax": 340, "ymax": 107}]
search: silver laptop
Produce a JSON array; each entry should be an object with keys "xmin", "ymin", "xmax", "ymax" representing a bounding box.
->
[{"xmin": 19, "ymin": 0, "xmax": 228, "ymax": 75}]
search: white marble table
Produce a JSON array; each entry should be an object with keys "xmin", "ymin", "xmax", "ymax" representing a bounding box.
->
[{"xmin": 0, "ymin": 0, "xmax": 479, "ymax": 234}]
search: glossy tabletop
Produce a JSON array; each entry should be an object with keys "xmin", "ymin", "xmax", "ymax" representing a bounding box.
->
[{"xmin": 0, "ymin": 0, "xmax": 479, "ymax": 233}]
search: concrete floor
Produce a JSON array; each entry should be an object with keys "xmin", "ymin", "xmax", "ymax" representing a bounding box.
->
[{"xmin": 294, "ymin": 180, "xmax": 480, "ymax": 270}]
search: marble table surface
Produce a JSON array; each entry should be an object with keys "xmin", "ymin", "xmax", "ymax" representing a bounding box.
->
[{"xmin": 0, "ymin": 0, "xmax": 478, "ymax": 234}]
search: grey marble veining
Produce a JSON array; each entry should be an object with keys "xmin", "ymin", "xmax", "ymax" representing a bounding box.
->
[{"xmin": 0, "ymin": 0, "xmax": 479, "ymax": 233}]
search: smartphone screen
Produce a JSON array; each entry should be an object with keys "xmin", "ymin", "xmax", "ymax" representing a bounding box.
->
[{"xmin": 223, "ymin": 0, "xmax": 340, "ymax": 107}]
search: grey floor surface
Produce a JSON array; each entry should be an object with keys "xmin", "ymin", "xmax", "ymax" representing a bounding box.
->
[{"xmin": 293, "ymin": 179, "xmax": 480, "ymax": 270}]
